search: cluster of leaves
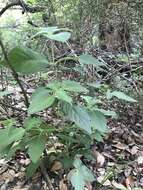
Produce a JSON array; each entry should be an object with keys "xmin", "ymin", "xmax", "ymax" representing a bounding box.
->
[{"xmin": 0, "ymin": 26, "xmax": 137, "ymax": 189}]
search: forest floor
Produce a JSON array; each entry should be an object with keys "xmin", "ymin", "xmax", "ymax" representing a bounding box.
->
[
  {"xmin": 0, "ymin": 104, "xmax": 143, "ymax": 190},
  {"xmin": 0, "ymin": 50, "xmax": 143, "ymax": 190}
]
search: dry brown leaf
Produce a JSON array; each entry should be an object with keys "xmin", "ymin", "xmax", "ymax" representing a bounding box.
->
[
  {"xmin": 59, "ymin": 180, "xmax": 68, "ymax": 190},
  {"xmin": 50, "ymin": 160, "xmax": 63, "ymax": 172},
  {"xmin": 103, "ymin": 152, "xmax": 116, "ymax": 161},
  {"xmin": 112, "ymin": 181, "xmax": 126, "ymax": 189},
  {"xmin": 137, "ymin": 156, "xmax": 143, "ymax": 165},
  {"xmin": 97, "ymin": 176, "xmax": 111, "ymax": 186},
  {"xmin": 124, "ymin": 176, "xmax": 134, "ymax": 189},
  {"xmin": 130, "ymin": 146, "xmax": 139, "ymax": 155},
  {"xmin": 93, "ymin": 151, "xmax": 105, "ymax": 167},
  {"xmin": 113, "ymin": 142, "xmax": 127, "ymax": 150},
  {"xmin": 124, "ymin": 166, "xmax": 132, "ymax": 177}
]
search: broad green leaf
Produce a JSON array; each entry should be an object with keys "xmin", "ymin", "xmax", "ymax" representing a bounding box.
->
[
  {"xmin": 62, "ymin": 103, "xmax": 92, "ymax": 134},
  {"xmin": 55, "ymin": 90, "xmax": 72, "ymax": 104},
  {"xmin": 33, "ymin": 26, "xmax": 59, "ymax": 37},
  {"xmin": 0, "ymin": 91, "xmax": 12, "ymax": 97},
  {"xmin": 34, "ymin": 27, "xmax": 71, "ymax": 42},
  {"xmin": 95, "ymin": 108, "xmax": 117, "ymax": 118},
  {"xmin": 70, "ymin": 169, "xmax": 85, "ymax": 190},
  {"xmin": 26, "ymin": 161, "xmax": 40, "ymax": 177},
  {"xmin": 81, "ymin": 96, "xmax": 101, "ymax": 108},
  {"xmin": 2, "ymin": 47, "xmax": 48, "ymax": 74},
  {"xmin": 24, "ymin": 117, "xmax": 43, "ymax": 130},
  {"xmin": 48, "ymin": 80, "xmax": 88, "ymax": 93},
  {"xmin": 0, "ymin": 127, "xmax": 25, "ymax": 151},
  {"xmin": 48, "ymin": 81, "xmax": 61, "ymax": 91},
  {"xmin": 0, "ymin": 119, "xmax": 16, "ymax": 128},
  {"xmin": 79, "ymin": 54, "xmax": 105, "ymax": 66},
  {"xmin": 108, "ymin": 91, "xmax": 137, "ymax": 102},
  {"xmin": 28, "ymin": 88, "xmax": 55, "ymax": 115},
  {"xmin": 62, "ymin": 80, "xmax": 88, "ymax": 93},
  {"xmin": 93, "ymin": 132, "xmax": 104, "ymax": 142},
  {"xmin": 69, "ymin": 157, "xmax": 95, "ymax": 190},
  {"xmin": 28, "ymin": 137, "xmax": 45, "ymax": 163},
  {"xmin": 48, "ymin": 32, "xmax": 71, "ymax": 42},
  {"xmin": 90, "ymin": 111, "xmax": 108, "ymax": 133}
]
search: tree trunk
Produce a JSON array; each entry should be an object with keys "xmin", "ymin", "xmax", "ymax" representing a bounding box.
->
[{"xmin": 99, "ymin": 2, "xmax": 130, "ymax": 52}]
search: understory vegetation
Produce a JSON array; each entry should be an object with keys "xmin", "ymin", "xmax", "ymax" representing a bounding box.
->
[{"xmin": 0, "ymin": 0, "xmax": 143, "ymax": 190}]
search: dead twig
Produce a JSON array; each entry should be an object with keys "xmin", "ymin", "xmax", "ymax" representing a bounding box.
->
[
  {"xmin": 40, "ymin": 162, "xmax": 54, "ymax": 190},
  {"xmin": 0, "ymin": 0, "xmax": 44, "ymax": 17}
]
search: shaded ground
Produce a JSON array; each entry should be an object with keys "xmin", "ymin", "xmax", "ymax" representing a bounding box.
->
[{"xmin": 0, "ymin": 102, "xmax": 143, "ymax": 190}]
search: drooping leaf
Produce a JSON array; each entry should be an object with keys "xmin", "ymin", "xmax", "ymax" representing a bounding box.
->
[
  {"xmin": 26, "ymin": 161, "xmax": 40, "ymax": 177},
  {"xmin": 55, "ymin": 90, "xmax": 72, "ymax": 104},
  {"xmin": 0, "ymin": 127, "xmax": 25, "ymax": 151},
  {"xmin": 107, "ymin": 90, "xmax": 137, "ymax": 102},
  {"xmin": 62, "ymin": 103, "xmax": 92, "ymax": 134},
  {"xmin": 69, "ymin": 157, "xmax": 95, "ymax": 190},
  {"xmin": 90, "ymin": 111, "xmax": 108, "ymax": 133},
  {"xmin": 28, "ymin": 137, "xmax": 45, "ymax": 163},
  {"xmin": 70, "ymin": 169, "xmax": 85, "ymax": 190},
  {"xmin": 94, "ymin": 108, "xmax": 117, "ymax": 118},
  {"xmin": 24, "ymin": 117, "xmax": 43, "ymax": 130},
  {"xmin": 62, "ymin": 80, "xmax": 88, "ymax": 93},
  {"xmin": 81, "ymin": 95, "xmax": 102, "ymax": 108},
  {"xmin": 79, "ymin": 54, "xmax": 105, "ymax": 66},
  {"xmin": 2, "ymin": 47, "xmax": 49, "ymax": 74},
  {"xmin": 33, "ymin": 26, "xmax": 59, "ymax": 37},
  {"xmin": 48, "ymin": 32, "xmax": 71, "ymax": 42},
  {"xmin": 33, "ymin": 27, "xmax": 71, "ymax": 42},
  {"xmin": 48, "ymin": 81, "xmax": 61, "ymax": 91},
  {"xmin": 48, "ymin": 80, "xmax": 88, "ymax": 93},
  {"xmin": 28, "ymin": 88, "xmax": 55, "ymax": 115}
]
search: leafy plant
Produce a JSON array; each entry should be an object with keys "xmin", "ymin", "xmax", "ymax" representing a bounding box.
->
[{"xmin": 0, "ymin": 26, "xmax": 137, "ymax": 190}]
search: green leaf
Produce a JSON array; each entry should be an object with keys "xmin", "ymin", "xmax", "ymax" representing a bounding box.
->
[
  {"xmin": 34, "ymin": 27, "xmax": 71, "ymax": 42},
  {"xmin": 69, "ymin": 157, "xmax": 95, "ymax": 190},
  {"xmin": 93, "ymin": 131, "xmax": 104, "ymax": 142},
  {"xmin": 48, "ymin": 32, "xmax": 71, "ymax": 42},
  {"xmin": 94, "ymin": 108, "xmax": 117, "ymax": 118},
  {"xmin": 48, "ymin": 80, "xmax": 88, "ymax": 93},
  {"xmin": 26, "ymin": 161, "xmax": 40, "ymax": 177},
  {"xmin": 0, "ymin": 127, "xmax": 25, "ymax": 151},
  {"xmin": 62, "ymin": 80, "xmax": 88, "ymax": 93},
  {"xmin": 90, "ymin": 111, "xmax": 108, "ymax": 133},
  {"xmin": 28, "ymin": 88, "xmax": 55, "ymax": 115},
  {"xmin": 48, "ymin": 81, "xmax": 61, "ymax": 90},
  {"xmin": 70, "ymin": 169, "xmax": 85, "ymax": 190},
  {"xmin": 108, "ymin": 91, "xmax": 137, "ymax": 102},
  {"xmin": 62, "ymin": 103, "xmax": 92, "ymax": 134},
  {"xmin": 55, "ymin": 90, "xmax": 72, "ymax": 104},
  {"xmin": 28, "ymin": 137, "xmax": 45, "ymax": 163},
  {"xmin": 34, "ymin": 27, "xmax": 59, "ymax": 37},
  {"xmin": 79, "ymin": 54, "xmax": 105, "ymax": 66},
  {"xmin": 2, "ymin": 47, "xmax": 48, "ymax": 74},
  {"xmin": 24, "ymin": 117, "xmax": 43, "ymax": 130},
  {"xmin": 81, "ymin": 95, "xmax": 101, "ymax": 108}
]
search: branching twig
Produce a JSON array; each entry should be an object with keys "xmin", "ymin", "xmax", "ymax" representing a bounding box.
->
[
  {"xmin": 0, "ymin": 0, "xmax": 44, "ymax": 17},
  {"xmin": 0, "ymin": 39, "xmax": 29, "ymax": 108},
  {"xmin": 40, "ymin": 162, "xmax": 54, "ymax": 190}
]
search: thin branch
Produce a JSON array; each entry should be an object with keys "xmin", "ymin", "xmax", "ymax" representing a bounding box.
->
[
  {"xmin": 0, "ymin": 0, "xmax": 44, "ymax": 17},
  {"xmin": 0, "ymin": 39, "xmax": 29, "ymax": 108},
  {"xmin": 40, "ymin": 162, "xmax": 54, "ymax": 190}
]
